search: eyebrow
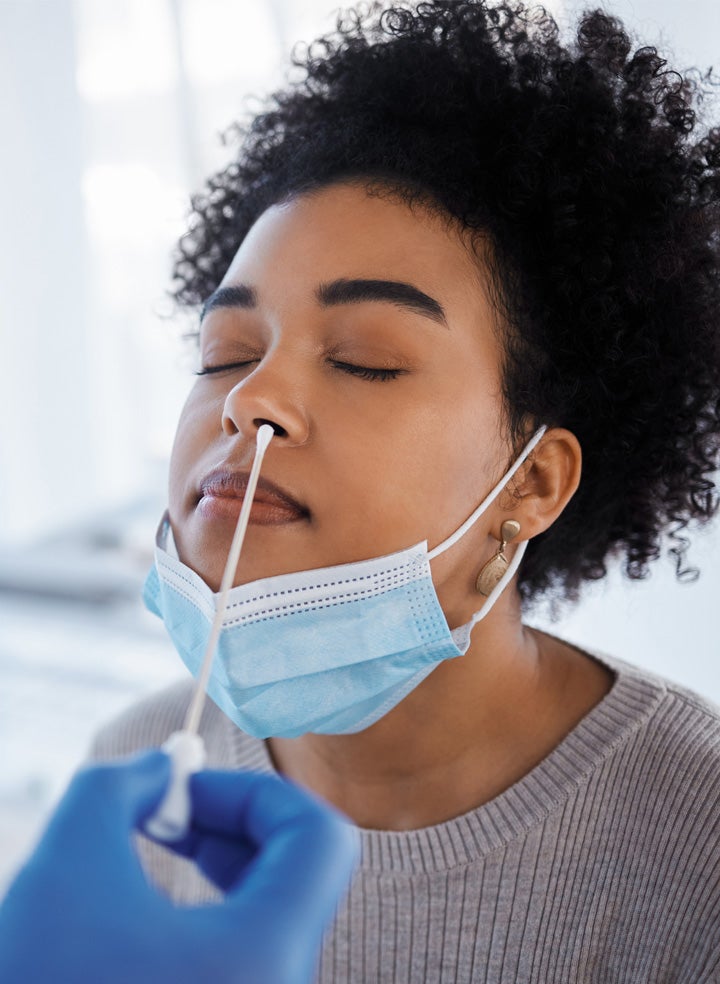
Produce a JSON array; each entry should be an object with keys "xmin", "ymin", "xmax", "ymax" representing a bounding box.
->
[
  {"xmin": 201, "ymin": 285, "xmax": 257, "ymax": 322},
  {"xmin": 200, "ymin": 278, "xmax": 447, "ymax": 327},
  {"xmin": 316, "ymin": 278, "xmax": 447, "ymax": 326}
]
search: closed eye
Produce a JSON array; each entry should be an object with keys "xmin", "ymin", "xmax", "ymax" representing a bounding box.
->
[
  {"xmin": 194, "ymin": 359, "xmax": 407, "ymax": 381},
  {"xmin": 194, "ymin": 361, "xmax": 257, "ymax": 376},
  {"xmin": 330, "ymin": 360, "xmax": 406, "ymax": 382}
]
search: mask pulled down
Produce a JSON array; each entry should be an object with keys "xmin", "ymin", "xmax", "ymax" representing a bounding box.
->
[{"xmin": 144, "ymin": 426, "xmax": 546, "ymax": 739}]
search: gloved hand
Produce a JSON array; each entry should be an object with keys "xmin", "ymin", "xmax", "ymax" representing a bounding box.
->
[{"xmin": 0, "ymin": 751, "xmax": 359, "ymax": 984}]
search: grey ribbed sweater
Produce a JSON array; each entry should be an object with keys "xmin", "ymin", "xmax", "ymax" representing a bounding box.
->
[{"xmin": 91, "ymin": 646, "xmax": 720, "ymax": 983}]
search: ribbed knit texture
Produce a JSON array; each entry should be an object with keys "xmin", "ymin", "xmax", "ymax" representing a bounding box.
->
[{"xmin": 91, "ymin": 646, "xmax": 720, "ymax": 983}]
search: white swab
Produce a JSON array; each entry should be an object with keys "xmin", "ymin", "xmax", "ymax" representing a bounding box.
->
[{"xmin": 144, "ymin": 424, "xmax": 275, "ymax": 842}]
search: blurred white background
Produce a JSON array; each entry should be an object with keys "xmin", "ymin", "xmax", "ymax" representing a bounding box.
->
[{"xmin": 0, "ymin": 0, "xmax": 718, "ymax": 892}]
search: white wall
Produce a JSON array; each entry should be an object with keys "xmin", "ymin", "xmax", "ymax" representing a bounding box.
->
[{"xmin": 0, "ymin": 2, "xmax": 95, "ymax": 538}]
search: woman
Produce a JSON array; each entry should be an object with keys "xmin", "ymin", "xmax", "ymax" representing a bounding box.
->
[{"xmin": 94, "ymin": 1, "xmax": 720, "ymax": 980}]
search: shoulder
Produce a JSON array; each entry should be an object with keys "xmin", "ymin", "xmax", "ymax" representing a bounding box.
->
[
  {"xmin": 594, "ymin": 645, "xmax": 720, "ymax": 733},
  {"xmin": 585, "ymin": 648, "xmax": 720, "ymax": 816},
  {"xmin": 592, "ymin": 654, "xmax": 720, "ymax": 957},
  {"xmin": 641, "ymin": 668, "xmax": 720, "ymax": 786},
  {"xmin": 602, "ymin": 649, "xmax": 720, "ymax": 739}
]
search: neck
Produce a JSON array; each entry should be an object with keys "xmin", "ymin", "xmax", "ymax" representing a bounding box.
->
[{"xmin": 267, "ymin": 603, "xmax": 559, "ymax": 830}]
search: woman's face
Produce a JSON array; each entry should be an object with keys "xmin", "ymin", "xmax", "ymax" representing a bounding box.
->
[{"xmin": 169, "ymin": 182, "xmax": 511, "ymax": 621}]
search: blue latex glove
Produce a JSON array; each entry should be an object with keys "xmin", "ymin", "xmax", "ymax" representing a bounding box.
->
[{"xmin": 0, "ymin": 751, "xmax": 359, "ymax": 984}]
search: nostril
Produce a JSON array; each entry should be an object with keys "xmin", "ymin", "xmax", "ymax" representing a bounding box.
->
[{"xmin": 254, "ymin": 419, "xmax": 288, "ymax": 439}]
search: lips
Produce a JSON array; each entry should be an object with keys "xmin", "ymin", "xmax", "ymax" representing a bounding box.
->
[{"xmin": 198, "ymin": 468, "xmax": 310, "ymax": 522}]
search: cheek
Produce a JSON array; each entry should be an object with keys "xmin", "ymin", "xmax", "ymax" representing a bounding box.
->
[
  {"xmin": 412, "ymin": 387, "xmax": 507, "ymax": 529},
  {"xmin": 168, "ymin": 389, "xmax": 216, "ymax": 505},
  {"xmin": 325, "ymin": 383, "xmax": 502, "ymax": 550}
]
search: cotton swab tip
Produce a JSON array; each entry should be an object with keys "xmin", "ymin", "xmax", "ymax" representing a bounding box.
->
[
  {"xmin": 144, "ymin": 730, "xmax": 206, "ymax": 842},
  {"xmin": 256, "ymin": 423, "xmax": 275, "ymax": 452}
]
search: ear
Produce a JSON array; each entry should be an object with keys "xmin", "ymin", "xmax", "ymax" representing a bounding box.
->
[{"xmin": 501, "ymin": 428, "xmax": 582, "ymax": 539}]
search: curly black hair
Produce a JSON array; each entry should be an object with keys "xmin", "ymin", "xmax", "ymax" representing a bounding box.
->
[{"xmin": 171, "ymin": 0, "xmax": 720, "ymax": 608}]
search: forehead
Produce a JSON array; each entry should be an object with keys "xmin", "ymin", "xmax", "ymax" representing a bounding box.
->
[{"xmin": 219, "ymin": 182, "xmax": 493, "ymax": 320}]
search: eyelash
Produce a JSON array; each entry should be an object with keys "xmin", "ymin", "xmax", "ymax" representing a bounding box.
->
[
  {"xmin": 194, "ymin": 361, "xmax": 253, "ymax": 377},
  {"xmin": 330, "ymin": 360, "xmax": 404, "ymax": 382},
  {"xmin": 194, "ymin": 360, "xmax": 405, "ymax": 382}
]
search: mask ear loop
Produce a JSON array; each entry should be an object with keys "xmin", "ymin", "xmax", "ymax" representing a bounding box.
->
[
  {"xmin": 144, "ymin": 424, "xmax": 275, "ymax": 842},
  {"xmin": 426, "ymin": 424, "xmax": 547, "ymax": 562},
  {"xmin": 429, "ymin": 426, "xmax": 546, "ymax": 647}
]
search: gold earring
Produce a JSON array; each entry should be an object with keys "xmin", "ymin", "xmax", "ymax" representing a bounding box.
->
[{"xmin": 475, "ymin": 520, "xmax": 522, "ymax": 596}]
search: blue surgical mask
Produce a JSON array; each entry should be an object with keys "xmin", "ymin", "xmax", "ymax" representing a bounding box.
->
[{"xmin": 143, "ymin": 426, "xmax": 546, "ymax": 739}]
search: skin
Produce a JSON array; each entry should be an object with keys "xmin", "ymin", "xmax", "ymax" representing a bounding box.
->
[{"xmin": 169, "ymin": 181, "xmax": 614, "ymax": 830}]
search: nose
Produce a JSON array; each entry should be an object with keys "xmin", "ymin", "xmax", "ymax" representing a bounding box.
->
[{"xmin": 221, "ymin": 356, "xmax": 310, "ymax": 446}]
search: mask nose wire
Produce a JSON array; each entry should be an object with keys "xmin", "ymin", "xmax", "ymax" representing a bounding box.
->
[{"xmin": 426, "ymin": 424, "xmax": 547, "ymax": 562}]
